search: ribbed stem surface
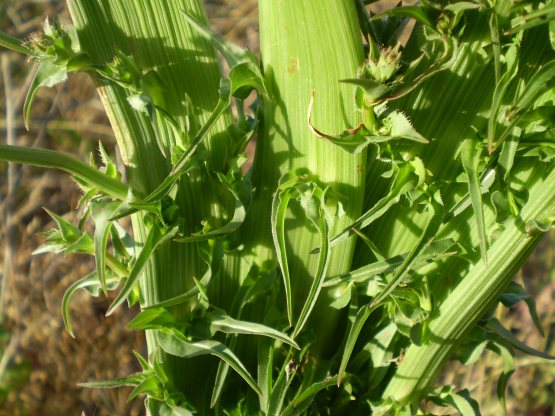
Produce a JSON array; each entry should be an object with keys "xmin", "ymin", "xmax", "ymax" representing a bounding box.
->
[
  {"xmin": 254, "ymin": 0, "xmax": 365, "ymax": 353},
  {"xmin": 67, "ymin": 0, "xmax": 232, "ymax": 406}
]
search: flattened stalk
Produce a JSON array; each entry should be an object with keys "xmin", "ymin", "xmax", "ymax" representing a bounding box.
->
[
  {"xmin": 67, "ymin": 0, "xmax": 232, "ymax": 406},
  {"xmin": 254, "ymin": 0, "xmax": 366, "ymax": 351}
]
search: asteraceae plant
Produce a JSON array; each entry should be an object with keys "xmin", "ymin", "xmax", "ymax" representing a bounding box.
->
[{"xmin": 1, "ymin": 0, "xmax": 554, "ymax": 414}]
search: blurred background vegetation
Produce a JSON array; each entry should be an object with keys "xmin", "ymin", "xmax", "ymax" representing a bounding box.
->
[{"xmin": 0, "ymin": 1, "xmax": 552, "ymax": 415}]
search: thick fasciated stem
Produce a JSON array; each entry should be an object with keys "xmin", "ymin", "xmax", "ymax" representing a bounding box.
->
[
  {"xmin": 254, "ymin": 0, "xmax": 365, "ymax": 354},
  {"xmin": 67, "ymin": 0, "xmax": 232, "ymax": 408},
  {"xmin": 384, "ymin": 162, "xmax": 555, "ymax": 403}
]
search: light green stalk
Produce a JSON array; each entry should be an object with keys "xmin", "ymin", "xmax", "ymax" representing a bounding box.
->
[
  {"xmin": 253, "ymin": 0, "xmax": 365, "ymax": 352},
  {"xmin": 66, "ymin": 0, "xmax": 232, "ymax": 406},
  {"xmin": 384, "ymin": 160, "xmax": 555, "ymax": 403}
]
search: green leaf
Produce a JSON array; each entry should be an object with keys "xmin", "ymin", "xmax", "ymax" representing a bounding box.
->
[
  {"xmin": 62, "ymin": 271, "xmax": 119, "ymax": 338},
  {"xmin": 140, "ymin": 80, "xmax": 232, "ymax": 204},
  {"xmin": 444, "ymin": 389, "xmax": 481, "ymax": 416},
  {"xmin": 384, "ymin": 110, "xmax": 428, "ymax": 144},
  {"xmin": 24, "ymin": 61, "xmax": 68, "ymax": 129},
  {"xmin": 337, "ymin": 306, "xmax": 372, "ymax": 385},
  {"xmin": 0, "ymin": 29, "xmax": 35, "ymax": 56},
  {"xmin": 174, "ymin": 174, "xmax": 247, "ymax": 242},
  {"xmin": 43, "ymin": 208, "xmax": 80, "ymax": 243},
  {"xmin": 257, "ymin": 338, "xmax": 274, "ymax": 413},
  {"xmin": 499, "ymin": 281, "xmax": 544, "ymax": 336},
  {"xmin": 373, "ymin": 6, "xmax": 438, "ymax": 31},
  {"xmin": 460, "ymin": 137, "xmax": 488, "ymax": 267},
  {"xmin": 206, "ymin": 309, "xmax": 299, "ymax": 349},
  {"xmin": 507, "ymin": 5, "xmax": 555, "ymax": 35},
  {"xmin": 293, "ymin": 214, "xmax": 330, "ymax": 338},
  {"xmin": 496, "ymin": 60, "xmax": 555, "ymax": 150},
  {"xmin": 97, "ymin": 141, "xmax": 121, "ymax": 180},
  {"xmin": 356, "ymin": 322, "xmax": 397, "ymax": 389},
  {"xmin": 281, "ymin": 375, "xmax": 338, "ymax": 416},
  {"xmin": 129, "ymin": 374, "xmax": 164, "ymax": 400},
  {"xmin": 91, "ymin": 200, "xmax": 121, "ymax": 293},
  {"xmin": 486, "ymin": 318, "xmax": 555, "ymax": 359},
  {"xmin": 489, "ymin": 341, "xmax": 516, "ymax": 414},
  {"xmin": 271, "ymin": 184, "xmax": 294, "ymax": 326},
  {"xmin": 128, "ymin": 308, "xmax": 178, "ymax": 331},
  {"xmin": 487, "ymin": 42, "xmax": 519, "ymax": 151},
  {"xmin": 370, "ymin": 197, "xmax": 443, "ymax": 310},
  {"xmin": 144, "ymin": 240, "xmax": 224, "ymax": 310},
  {"xmin": 106, "ymin": 223, "xmax": 178, "ymax": 315},
  {"xmin": 157, "ymin": 331, "xmax": 261, "ymax": 396},
  {"xmin": 0, "ymin": 144, "xmax": 129, "ymax": 200},
  {"xmin": 326, "ymin": 161, "xmax": 421, "ymax": 250},
  {"xmin": 267, "ymin": 351, "xmax": 297, "ymax": 416},
  {"xmin": 78, "ymin": 372, "xmax": 144, "ymax": 389},
  {"xmin": 323, "ymin": 238, "xmax": 456, "ymax": 288},
  {"xmin": 159, "ymin": 403, "xmax": 194, "ymax": 416}
]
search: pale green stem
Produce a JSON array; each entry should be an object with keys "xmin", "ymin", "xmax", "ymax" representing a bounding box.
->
[{"xmin": 0, "ymin": 144, "xmax": 129, "ymax": 199}]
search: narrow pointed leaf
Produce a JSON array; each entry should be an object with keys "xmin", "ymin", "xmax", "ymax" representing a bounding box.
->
[
  {"xmin": 293, "ymin": 217, "xmax": 331, "ymax": 338},
  {"xmin": 107, "ymin": 224, "xmax": 178, "ymax": 315},
  {"xmin": 127, "ymin": 307, "xmax": 178, "ymax": 330},
  {"xmin": 91, "ymin": 201, "xmax": 121, "ymax": 293},
  {"xmin": 487, "ymin": 318, "xmax": 555, "ymax": 359},
  {"xmin": 24, "ymin": 61, "xmax": 68, "ymax": 129},
  {"xmin": 62, "ymin": 272, "xmax": 118, "ymax": 338},
  {"xmin": 207, "ymin": 310, "xmax": 299, "ymax": 349},
  {"xmin": 78, "ymin": 373, "xmax": 144, "ymax": 389},
  {"xmin": 460, "ymin": 137, "xmax": 488, "ymax": 267},
  {"xmin": 490, "ymin": 341, "xmax": 516, "ymax": 414},
  {"xmin": 282, "ymin": 375, "xmax": 339, "ymax": 416},
  {"xmin": 370, "ymin": 200, "xmax": 442, "ymax": 309},
  {"xmin": 157, "ymin": 331, "xmax": 261, "ymax": 396},
  {"xmin": 338, "ymin": 306, "xmax": 372, "ymax": 385},
  {"xmin": 0, "ymin": 144, "xmax": 129, "ymax": 199},
  {"xmin": 445, "ymin": 389, "xmax": 481, "ymax": 416},
  {"xmin": 327, "ymin": 162, "xmax": 420, "ymax": 249},
  {"xmin": 175, "ymin": 174, "xmax": 247, "ymax": 242},
  {"xmin": 271, "ymin": 188, "xmax": 294, "ymax": 325}
]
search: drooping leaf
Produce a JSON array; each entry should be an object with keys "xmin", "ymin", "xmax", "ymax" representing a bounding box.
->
[
  {"xmin": 488, "ymin": 341, "xmax": 516, "ymax": 414},
  {"xmin": 90, "ymin": 200, "xmax": 121, "ymax": 293},
  {"xmin": 459, "ymin": 137, "xmax": 488, "ymax": 267},
  {"xmin": 61, "ymin": 272, "xmax": 119, "ymax": 338},
  {"xmin": 499, "ymin": 281, "xmax": 544, "ymax": 336},
  {"xmin": 24, "ymin": 61, "xmax": 68, "ymax": 129},
  {"xmin": 271, "ymin": 184, "xmax": 294, "ymax": 326},
  {"xmin": 444, "ymin": 389, "xmax": 481, "ymax": 416},
  {"xmin": 106, "ymin": 223, "xmax": 178, "ymax": 315},
  {"xmin": 206, "ymin": 309, "xmax": 299, "ymax": 349},
  {"xmin": 127, "ymin": 307, "xmax": 179, "ymax": 331},
  {"xmin": 337, "ymin": 306, "xmax": 372, "ymax": 385},
  {"xmin": 174, "ymin": 174, "xmax": 248, "ymax": 242},
  {"xmin": 293, "ymin": 214, "xmax": 330, "ymax": 338},
  {"xmin": 486, "ymin": 318, "xmax": 555, "ymax": 359},
  {"xmin": 157, "ymin": 331, "xmax": 261, "ymax": 396}
]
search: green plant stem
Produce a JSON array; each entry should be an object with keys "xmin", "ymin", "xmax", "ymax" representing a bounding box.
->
[
  {"xmin": 253, "ymin": 0, "xmax": 365, "ymax": 354},
  {"xmin": 384, "ymin": 161, "xmax": 555, "ymax": 404},
  {"xmin": 0, "ymin": 144, "xmax": 129, "ymax": 199},
  {"xmin": 0, "ymin": 30, "xmax": 34, "ymax": 56},
  {"xmin": 67, "ymin": 0, "xmax": 232, "ymax": 409}
]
